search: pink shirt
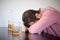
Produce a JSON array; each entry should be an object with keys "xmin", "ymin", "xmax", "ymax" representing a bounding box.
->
[{"xmin": 28, "ymin": 7, "xmax": 60, "ymax": 36}]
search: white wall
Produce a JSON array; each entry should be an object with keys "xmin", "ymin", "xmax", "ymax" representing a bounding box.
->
[{"xmin": 0, "ymin": 0, "xmax": 60, "ymax": 27}]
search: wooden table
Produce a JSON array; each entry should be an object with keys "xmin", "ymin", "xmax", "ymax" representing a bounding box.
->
[{"xmin": 0, "ymin": 27, "xmax": 60, "ymax": 40}]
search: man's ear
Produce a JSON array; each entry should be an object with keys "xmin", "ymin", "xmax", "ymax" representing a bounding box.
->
[
  {"xmin": 35, "ymin": 12, "xmax": 42, "ymax": 19},
  {"xmin": 39, "ymin": 8, "xmax": 41, "ymax": 13},
  {"xmin": 35, "ymin": 13, "xmax": 40, "ymax": 19}
]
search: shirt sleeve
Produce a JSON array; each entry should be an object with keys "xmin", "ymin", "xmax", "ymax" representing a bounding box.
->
[{"xmin": 28, "ymin": 7, "xmax": 59, "ymax": 34}]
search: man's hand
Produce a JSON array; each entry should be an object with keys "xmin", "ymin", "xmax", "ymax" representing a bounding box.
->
[{"xmin": 22, "ymin": 26, "xmax": 28, "ymax": 32}]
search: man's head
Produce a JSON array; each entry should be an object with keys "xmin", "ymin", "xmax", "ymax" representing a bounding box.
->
[{"xmin": 22, "ymin": 9, "xmax": 42, "ymax": 28}]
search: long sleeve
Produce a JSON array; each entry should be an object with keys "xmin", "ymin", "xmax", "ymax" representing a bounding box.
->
[{"xmin": 28, "ymin": 7, "xmax": 60, "ymax": 34}]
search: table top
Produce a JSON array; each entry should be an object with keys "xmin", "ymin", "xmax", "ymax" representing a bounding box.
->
[{"xmin": 0, "ymin": 27, "xmax": 60, "ymax": 40}]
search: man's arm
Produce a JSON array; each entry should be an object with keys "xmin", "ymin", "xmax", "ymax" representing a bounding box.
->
[
  {"xmin": 22, "ymin": 26, "xmax": 28, "ymax": 32},
  {"xmin": 28, "ymin": 7, "xmax": 59, "ymax": 34}
]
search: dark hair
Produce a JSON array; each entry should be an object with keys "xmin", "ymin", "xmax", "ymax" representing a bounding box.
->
[{"xmin": 22, "ymin": 9, "xmax": 40, "ymax": 28}]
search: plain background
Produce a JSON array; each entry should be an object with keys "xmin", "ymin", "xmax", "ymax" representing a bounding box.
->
[{"xmin": 0, "ymin": 0, "xmax": 60, "ymax": 27}]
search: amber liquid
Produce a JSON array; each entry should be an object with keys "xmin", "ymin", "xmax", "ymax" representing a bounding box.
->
[
  {"xmin": 12, "ymin": 30, "xmax": 20, "ymax": 36},
  {"xmin": 8, "ymin": 24, "xmax": 20, "ymax": 36},
  {"xmin": 8, "ymin": 24, "xmax": 13, "ymax": 34}
]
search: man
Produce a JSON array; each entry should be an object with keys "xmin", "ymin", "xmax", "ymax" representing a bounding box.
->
[{"xmin": 22, "ymin": 6, "xmax": 60, "ymax": 37}]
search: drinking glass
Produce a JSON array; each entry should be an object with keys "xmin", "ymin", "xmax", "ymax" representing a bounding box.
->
[
  {"xmin": 8, "ymin": 21, "xmax": 20, "ymax": 36},
  {"xmin": 12, "ymin": 21, "xmax": 20, "ymax": 36}
]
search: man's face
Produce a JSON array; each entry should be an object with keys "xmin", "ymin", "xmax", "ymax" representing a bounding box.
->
[
  {"xmin": 28, "ymin": 12, "xmax": 42, "ymax": 26},
  {"xmin": 29, "ymin": 20, "xmax": 38, "ymax": 26}
]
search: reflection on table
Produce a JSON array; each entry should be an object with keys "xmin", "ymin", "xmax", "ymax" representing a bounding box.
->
[{"xmin": 0, "ymin": 27, "xmax": 60, "ymax": 40}]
